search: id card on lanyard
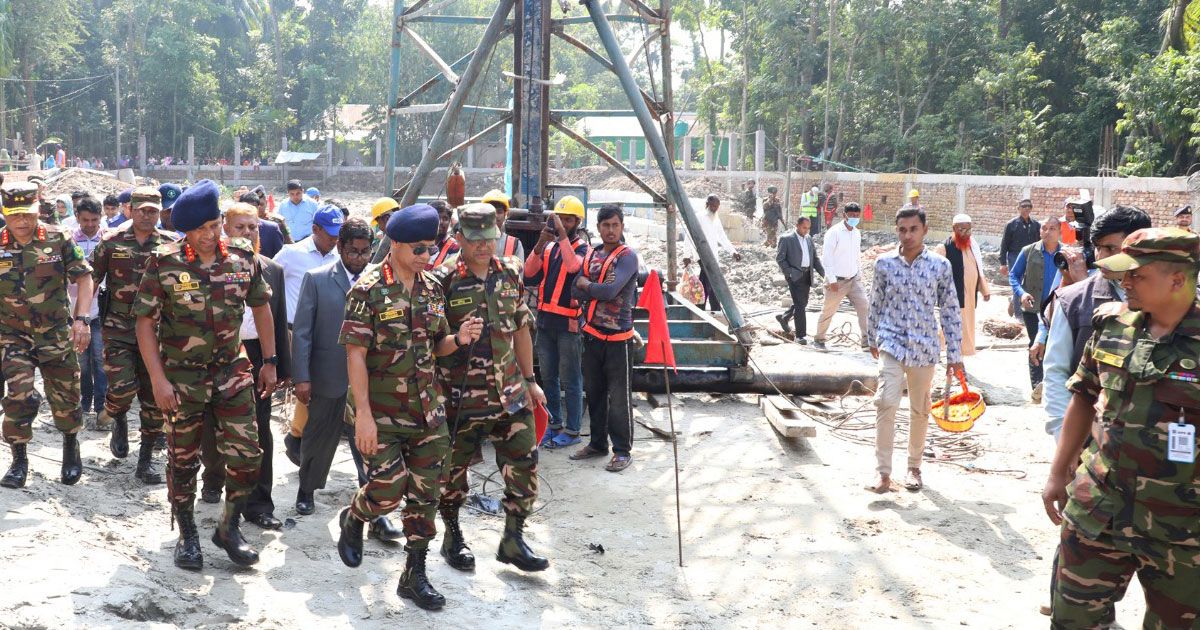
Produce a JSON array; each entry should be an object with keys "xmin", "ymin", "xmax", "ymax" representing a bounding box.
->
[{"xmin": 1167, "ymin": 410, "xmax": 1196, "ymax": 464}]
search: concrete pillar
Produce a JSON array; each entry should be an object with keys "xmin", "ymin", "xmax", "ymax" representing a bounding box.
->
[
  {"xmin": 282, "ymin": 136, "xmax": 289, "ymax": 184},
  {"xmin": 375, "ymin": 137, "xmax": 383, "ymax": 167},
  {"xmin": 616, "ymin": 140, "xmax": 625, "ymax": 166},
  {"xmin": 233, "ymin": 137, "xmax": 242, "ymax": 184},
  {"xmin": 421, "ymin": 138, "xmax": 429, "ymax": 157},
  {"xmin": 957, "ymin": 182, "xmax": 967, "ymax": 217},
  {"xmin": 703, "ymin": 134, "xmax": 713, "ymax": 171},
  {"xmin": 681, "ymin": 136, "xmax": 691, "ymax": 171},
  {"xmin": 138, "ymin": 134, "xmax": 146, "ymax": 171},
  {"xmin": 466, "ymin": 144, "xmax": 475, "ymax": 169},
  {"xmin": 754, "ymin": 127, "xmax": 765, "ymax": 189},
  {"xmin": 326, "ymin": 136, "xmax": 334, "ymax": 178},
  {"xmin": 729, "ymin": 133, "xmax": 738, "ymax": 172}
]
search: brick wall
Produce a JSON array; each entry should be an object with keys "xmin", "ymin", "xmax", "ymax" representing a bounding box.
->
[{"xmin": 707, "ymin": 170, "xmax": 1196, "ymax": 242}]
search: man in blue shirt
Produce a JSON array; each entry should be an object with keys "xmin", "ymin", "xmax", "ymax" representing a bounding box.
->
[
  {"xmin": 278, "ymin": 180, "xmax": 318, "ymax": 241},
  {"xmin": 1008, "ymin": 217, "xmax": 1061, "ymax": 402}
]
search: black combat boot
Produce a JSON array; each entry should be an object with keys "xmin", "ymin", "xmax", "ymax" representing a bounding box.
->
[
  {"xmin": 396, "ymin": 545, "xmax": 445, "ymax": 611},
  {"xmin": 211, "ymin": 507, "xmax": 260, "ymax": 566},
  {"xmin": 61, "ymin": 433, "xmax": 82, "ymax": 485},
  {"xmin": 1, "ymin": 444, "xmax": 28, "ymax": 489},
  {"xmin": 439, "ymin": 506, "xmax": 475, "ymax": 571},
  {"xmin": 369, "ymin": 516, "xmax": 403, "ymax": 543},
  {"xmin": 109, "ymin": 412, "xmax": 129, "ymax": 459},
  {"xmin": 134, "ymin": 438, "xmax": 163, "ymax": 484},
  {"xmin": 496, "ymin": 514, "xmax": 549, "ymax": 572},
  {"xmin": 174, "ymin": 505, "xmax": 204, "ymax": 571},
  {"xmin": 337, "ymin": 507, "xmax": 365, "ymax": 567}
]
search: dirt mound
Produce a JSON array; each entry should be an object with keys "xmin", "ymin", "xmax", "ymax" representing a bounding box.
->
[{"xmin": 39, "ymin": 168, "xmax": 156, "ymax": 198}]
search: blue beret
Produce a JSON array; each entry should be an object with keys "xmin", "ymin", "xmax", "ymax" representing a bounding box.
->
[
  {"xmin": 171, "ymin": 179, "xmax": 221, "ymax": 233},
  {"xmin": 117, "ymin": 188, "xmax": 133, "ymax": 204},
  {"xmin": 385, "ymin": 203, "xmax": 439, "ymax": 243},
  {"xmin": 159, "ymin": 183, "xmax": 183, "ymax": 209}
]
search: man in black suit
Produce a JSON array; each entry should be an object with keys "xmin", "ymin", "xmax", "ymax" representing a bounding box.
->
[
  {"xmin": 775, "ymin": 216, "xmax": 825, "ymax": 343},
  {"xmin": 289, "ymin": 218, "xmax": 401, "ymax": 540},
  {"xmin": 199, "ymin": 202, "xmax": 292, "ymax": 530},
  {"xmin": 240, "ymin": 192, "xmax": 285, "ymax": 258}
]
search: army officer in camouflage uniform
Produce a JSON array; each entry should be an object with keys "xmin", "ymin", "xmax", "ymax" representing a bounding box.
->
[
  {"xmin": 1042, "ymin": 228, "xmax": 1200, "ymax": 628},
  {"xmin": 134, "ymin": 180, "xmax": 278, "ymax": 571},
  {"xmin": 91, "ymin": 186, "xmax": 179, "ymax": 484},
  {"xmin": 0, "ymin": 183, "xmax": 94, "ymax": 489},
  {"xmin": 335, "ymin": 203, "xmax": 481, "ymax": 611},
  {"xmin": 432, "ymin": 203, "xmax": 549, "ymax": 575}
]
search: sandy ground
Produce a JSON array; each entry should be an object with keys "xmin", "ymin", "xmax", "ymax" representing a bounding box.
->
[{"xmin": 0, "ymin": 188, "xmax": 1151, "ymax": 628}]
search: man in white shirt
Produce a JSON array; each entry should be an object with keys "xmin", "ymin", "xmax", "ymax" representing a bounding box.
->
[
  {"xmin": 814, "ymin": 202, "xmax": 869, "ymax": 350},
  {"xmin": 69, "ymin": 198, "xmax": 106, "ymax": 424},
  {"xmin": 685, "ymin": 195, "xmax": 742, "ymax": 311},
  {"xmin": 272, "ymin": 204, "xmax": 342, "ymax": 325}
]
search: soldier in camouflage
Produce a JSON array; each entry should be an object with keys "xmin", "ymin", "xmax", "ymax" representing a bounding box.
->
[
  {"xmin": 1042, "ymin": 228, "xmax": 1200, "ymax": 629},
  {"xmin": 133, "ymin": 180, "xmax": 278, "ymax": 571},
  {"xmin": 432, "ymin": 203, "xmax": 549, "ymax": 576},
  {"xmin": 0, "ymin": 183, "xmax": 94, "ymax": 489},
  {"xmin": 90, "ymin": 186, "xmax": 179, "ymax": 484},
  {"xmin": 335, "ymin": 203, "xmax": 481, "ymax": 612}
]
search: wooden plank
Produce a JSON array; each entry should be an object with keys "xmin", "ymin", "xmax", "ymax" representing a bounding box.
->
[{"xmin": 760, "ymin": 396, "xmax": 817, "ymax": 439}]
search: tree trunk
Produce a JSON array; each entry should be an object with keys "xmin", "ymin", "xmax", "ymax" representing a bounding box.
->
[
  {"xmin": 737, "ymin": 1, "xmax": 749, "ymax": 169},
  {"xmin": 798, "ymin": 0, "xmax": 818, "ymax": 155},
  {"xmin": 21, "ymin": 58, "xmax": 36, "ymax": 154}
]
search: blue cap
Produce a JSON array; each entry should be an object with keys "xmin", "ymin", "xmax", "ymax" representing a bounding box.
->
[
  {"xmin": 117, "ymin": 188, "xmax": 133, "ymax": 204},
  {"xmin": 313, "ymin": 204, "xmax": 344, "ymax": 236},
  {"xmin": 159, "ymin": 183, "xmax": 183, "ymax": 209},
  {"xmin": 171, "ymin": 179, "xmax": 221, "ymax": 233},
  {"xmin": 385, "ymin": 203, "xmax": 439, "ymax": 244},
  {"xmin": 305, "ymin": 187, "xmax": 320, "ymax": 198}
]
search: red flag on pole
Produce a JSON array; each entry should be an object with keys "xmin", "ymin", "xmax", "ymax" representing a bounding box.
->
[{"xmin": 636, "ymin": 270, "xmax": 676, "ymax": 370}]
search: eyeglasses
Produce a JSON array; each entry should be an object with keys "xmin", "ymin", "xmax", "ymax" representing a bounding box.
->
[
  {"xmin": 343, "ymin": 246, "xmax": 372, "ymax": 258},
  {"xmin": 409, "ymin": 244, "xmax": 439, "ymax": 256}
]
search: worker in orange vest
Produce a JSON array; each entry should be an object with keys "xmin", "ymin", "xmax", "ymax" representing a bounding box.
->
[
  {"xmin": 481, "ymin": 189, "xmax": 525, "ymax": 262},
  {"xmin": 524, "ymin": 195, "xmax": 589, "ymax": 449}
]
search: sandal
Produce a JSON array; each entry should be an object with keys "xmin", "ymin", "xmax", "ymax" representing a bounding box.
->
[
  {"xmin": 605, "ymin": 455, "xmax": 632, "ymax": 472},
  {"xmin": 569, "ymin": 445, "xmax": 606, "ymax": 461}
]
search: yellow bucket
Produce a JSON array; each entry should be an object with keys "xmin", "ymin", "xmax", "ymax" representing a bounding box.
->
[{"xmin": 932, "ymin": 373, "xmax": 985, "ymax": 433}]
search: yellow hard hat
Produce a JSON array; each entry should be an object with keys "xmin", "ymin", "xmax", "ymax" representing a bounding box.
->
[
  {"xmin": 371, "ymin": 197, "xmax": 400, "ymax": 225},
  {"xmin": 481, "ymin": 189, "xmax": 510, "ymax": 211},
  {"xmin": 553, "ymin": 195, "xmax": 585, "ymax": 219},
  {"xmin": 908, "ymin": 189, "xmax": 920, "ymax": 198}
]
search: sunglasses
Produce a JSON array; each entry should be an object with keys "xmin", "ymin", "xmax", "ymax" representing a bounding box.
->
[{"xmin": 409, "ymin": 244, "xmax": 439, "ymax": 256}]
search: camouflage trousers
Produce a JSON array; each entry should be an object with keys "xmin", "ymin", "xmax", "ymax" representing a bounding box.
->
[
  {"xmin": 101, "ymin": 335, "xmax": 165, "ymax": 437},
  {"xmin": 165, "ymin": 362, "xmax": 261, "ymax": 511},
  {"xmin": 1051, "ymin": 521, "xmax": 1200, "ymax": 629},
  {"xmin": 440, "ymin": 406, "xmax": 538, "ymax": 518},
  {"xmin": 349, "ymin": 420, "xmax": 449, "ymax": 548},
  {"xmin": 762, "ymin": 222, "xmax": 779, "ymax": 247},
  {"xmin": 0, "ymin": 328, "xmax": 82, "ymax": 444}
]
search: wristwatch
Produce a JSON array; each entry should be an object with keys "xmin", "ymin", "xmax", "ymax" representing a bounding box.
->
[
  {"xmin": 73, "ymin": 316, "xmax": 89, "ymax": 324},
  {"xmin": 263, "ymin": 355, "xmax": 279, "ymax": 366}
]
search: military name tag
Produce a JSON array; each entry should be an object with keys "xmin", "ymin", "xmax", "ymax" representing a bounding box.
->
[
  {"xmin": 1168, "ymin": 420, "xmax": 1195, "ymax": 464},
  {"xmin": 1093, "ymin": 349, "xmax": 1125, "ymax": 367},
  {"xmin": 0, "ymin": 261, "xmax": 12, "ymax": 272},
  {"xmin": 111, "ymin": 251, "xmax": 132, "ymax": 259},
  {"xmin": 379, "ymin": 308, "xmax": 403, "ymax": 321},
  {"xmin": 174, "ymin": 282, "xmax": 200, "ymax": 292},
  {"xmin": 449, "ymin": 297, "xmax": 473, "ymax": 308}
]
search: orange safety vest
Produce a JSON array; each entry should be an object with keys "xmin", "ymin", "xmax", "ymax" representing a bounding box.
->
[
  {"xmin": 581, "ymin": 244, "xmax": 634, "ymax": 342},
  {"xmin": 503, "ymin": 235, "xmax": 518, "ymax": 257},
  {"xmin": 538, "ymin": 239, "xmax": 586, "ymax": 318}
]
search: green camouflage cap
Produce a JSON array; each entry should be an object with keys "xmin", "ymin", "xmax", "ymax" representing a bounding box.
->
[
  {"xmin": 455, "ymin": 202, "xmax": 501, "ymax": 241},
  {"xmin": 130, "ymin": 186, "xmax": 163, "ymax": 210},
  {"xmin": 1096, "ymin": 227, "xmax": 1200, "ymax": 272},
  {"xmin": 1, "ymin": 183, "xmax": 40, "ymax": 216}
]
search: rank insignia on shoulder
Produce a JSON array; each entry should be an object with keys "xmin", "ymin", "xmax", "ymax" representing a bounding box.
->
[{"xmin": 1093, "ymin": 349, "xmax": 1125, "ymax": 367}]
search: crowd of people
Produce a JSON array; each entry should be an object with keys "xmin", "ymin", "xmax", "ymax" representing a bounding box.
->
[
  {"xmin": 0, "ymin": 176, "xmax": 642, "ymax": 611},
  {"xmin": 758, "ymin": 183, "xmax": 1198, "ymax": 627},
  {"xmin": 1, "ymin": 167, "xmax": 1198, "ymax": 624}
]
